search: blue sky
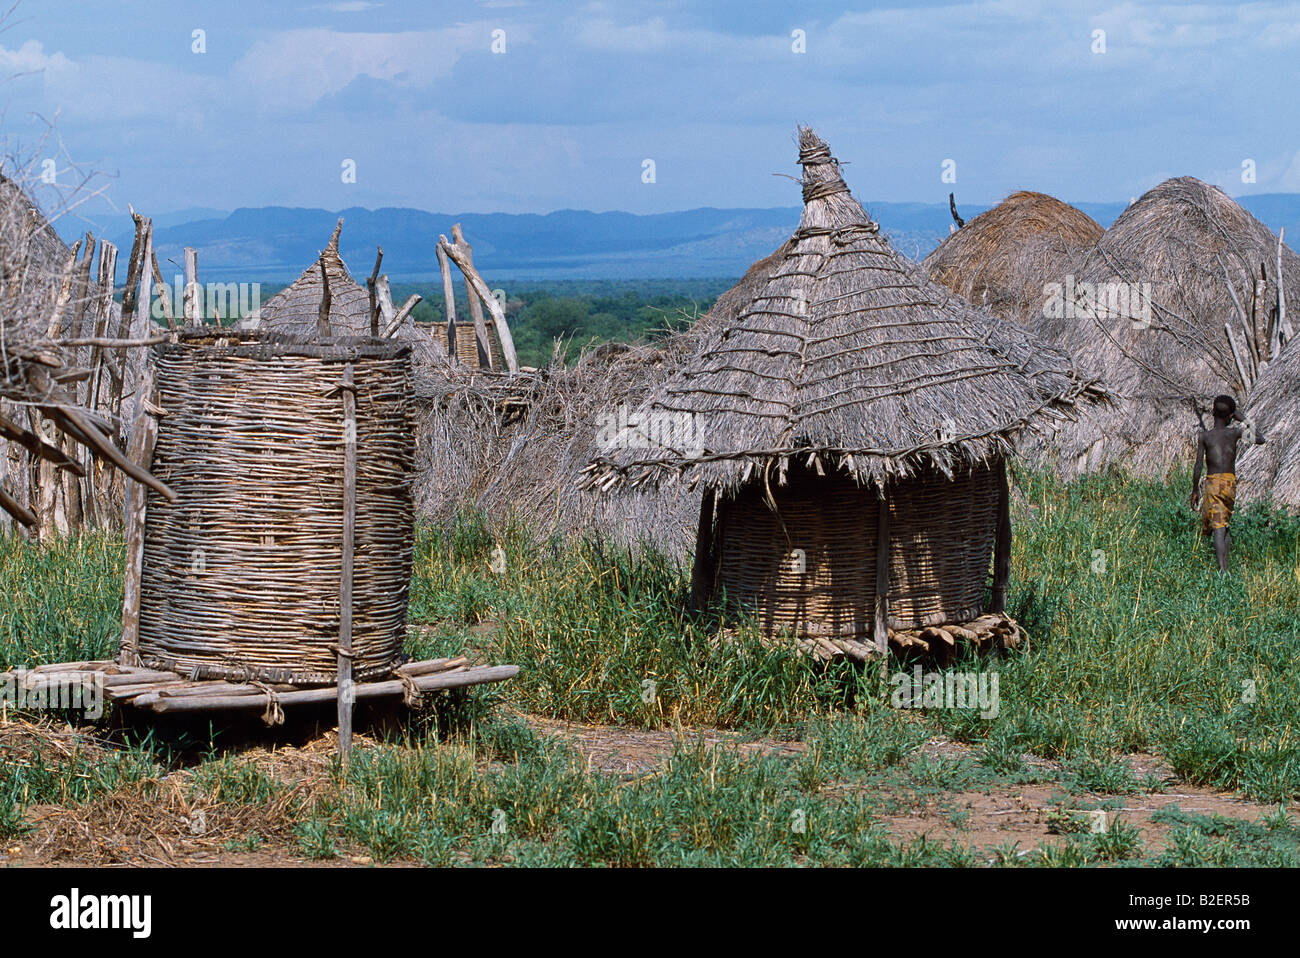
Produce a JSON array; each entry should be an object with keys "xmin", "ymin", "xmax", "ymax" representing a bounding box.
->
[{"xmin": 1, "ymin": 0, "xmax": 1298, "ymax": 230}]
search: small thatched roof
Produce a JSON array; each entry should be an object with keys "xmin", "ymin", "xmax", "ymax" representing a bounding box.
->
[
  {"xmin": 923, "ymin": 190, "xmax": 1103, "ymax": 324},
  {"xmin": 581, "ymin": 128, "xmax": 1103, "ymax": 494},
  {"xmin": 1027, "ymin": 176, "xmax": 1300, "ymax": 478},
  {"xmin": 252, "ymin": 219, "xmax": 447, "ymax": 369},
  {"xmin": 1240, "ymin": 335, "xmax": 1300, "ymax": 510},
  {"xmin": 254, "ymin": 219, "xmax": 371, "ymax": 336}
]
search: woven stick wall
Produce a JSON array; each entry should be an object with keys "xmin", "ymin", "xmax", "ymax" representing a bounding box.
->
[
  {"xmin": 134, "ymin": 331, "xmax": 415, "ymax": 684},
  {"xmin": 711, "ymin": 462, "xmax": 998, "ymax": 637},
  {"xmin": 427, "ymin": 321, "xmax": 502, "ymax": 369}
]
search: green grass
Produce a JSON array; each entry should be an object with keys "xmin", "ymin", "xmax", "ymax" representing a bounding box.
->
[{"xmin": 1, "ymin": 467, "xmax": 1298, "ymax": 863}]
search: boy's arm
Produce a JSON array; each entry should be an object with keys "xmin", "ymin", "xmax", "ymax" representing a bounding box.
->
[
  {"xmin": 1190, "ymin": 433, "xmax": 1205, "ymax": 508},
  {"xmin": 1232, "ymin": 410, "xmax": 1266, "ymax": 443}
]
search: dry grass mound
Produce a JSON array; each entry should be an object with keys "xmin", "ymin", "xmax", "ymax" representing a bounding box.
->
[
  {"xmin": 1027, "ymin": 176, "xmax": 1300, "ymax": 478},
  {"xmin": 923, "ymin": 190, "xmax": 1103, "ymax": 324}
]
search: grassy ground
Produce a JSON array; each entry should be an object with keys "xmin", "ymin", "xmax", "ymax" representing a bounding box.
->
[{"xmin": 1, "ymin": 467, "xmax": 1297, "ymax": 866}]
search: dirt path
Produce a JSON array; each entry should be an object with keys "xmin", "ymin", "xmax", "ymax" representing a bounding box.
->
[{"xmin": 2, "ymin": 715, "xmax": 1288, "ymax": 866}]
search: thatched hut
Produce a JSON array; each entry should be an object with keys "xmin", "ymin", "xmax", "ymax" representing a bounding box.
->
[
  {"xmin": 581, "ymin": 128, "xmax": 1102, "ymax": 651},
  {"xmin": 1028, "ymin": 177, "xmax": 1300, "ymax": 478},
  {"xmin": 923, "ymin": 191, "xmax": 1103, "ymax": 325},
  {"xmin": 1239, "ymin": 334, "xmax": 1300, "ymax": 510}
]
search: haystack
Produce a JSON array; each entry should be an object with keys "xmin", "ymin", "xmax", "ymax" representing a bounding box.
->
[
  {"xmin": 1239, "ymin": 334, "xmax": 1300, "ymax": 510},
  {"xmin": 1029, "ymin": 177, "xmax": 1299, "ymax": 478},
  {"xmin": 581, "ymin": 128, "xmax": 1103, "ymax": 651},
  {"xmin": 923, "ymin": 191, "xmax": 1103, "ymax": 324}
]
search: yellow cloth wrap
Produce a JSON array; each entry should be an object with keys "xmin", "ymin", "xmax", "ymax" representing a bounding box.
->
[{"xmin": 1201, "ymin": 472, "xmax": 1237, "ymax": 534}]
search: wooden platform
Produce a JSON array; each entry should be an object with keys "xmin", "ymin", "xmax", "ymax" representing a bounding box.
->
[
  {"xmin": 0, "ymin": 656, "xmax": 518, "ymax": 721},
  {"xmin": 793, "ymin": 613, "xmax": 1027, "ymax": 663}
]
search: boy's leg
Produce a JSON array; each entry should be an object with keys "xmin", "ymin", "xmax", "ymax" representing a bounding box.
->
[{"xmin": 1213, "ymin": 527, "xmax": 1230, "ymax": 572}]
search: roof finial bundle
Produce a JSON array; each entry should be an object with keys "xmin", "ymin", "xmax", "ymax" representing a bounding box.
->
[{"xmin": 797, "ymin": 128, "xmax": 849, "ymax": 204}]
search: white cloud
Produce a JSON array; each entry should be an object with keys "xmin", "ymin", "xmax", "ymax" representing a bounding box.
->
[
  {"xmin": 231, "ymin": 26, "xmax": 508, "ymax": 112},
  {"xmin": 0, "ymin": 39, "xmax": 73, "ymax": 78}
]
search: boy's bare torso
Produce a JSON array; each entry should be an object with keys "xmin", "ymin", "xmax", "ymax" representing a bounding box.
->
[{"xmin": 1198, "ymin": 424, "xmax": 1243, "ymax": 474}]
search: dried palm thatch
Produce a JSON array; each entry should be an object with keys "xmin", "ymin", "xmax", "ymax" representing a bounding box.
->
[
  {"xmin": 0, "ymin": 171, "xmax": 170, "ymax": 531},
  {"xmin": 1028, "ymin": 176, "xmax": 1299, "ymax": 478},
  {"xmin": 923, "ymin": 190, "xmax": 1103, "ymax": 324},
  {"xmin": 1239, "ymin": 335, "xmax": 1300, "ymax": 510},
  {"xmin": 582, "ymin": 128, "xmax": 1103, "ymax": 494},
  {"xmin": 578, "ymin": 127, "xmax": 1103, "ymax": 642}
]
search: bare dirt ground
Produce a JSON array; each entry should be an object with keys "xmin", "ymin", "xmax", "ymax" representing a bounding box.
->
[{"xmin": 0, "ymin": 715, "xmax": 1286, "ymax": 866}]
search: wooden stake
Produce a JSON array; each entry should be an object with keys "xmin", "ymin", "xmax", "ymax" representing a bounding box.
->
[
  {"xmin": 317, "ymin": 254, "xmax": 332, "ymax": 338},
  {"xmin": 991, "ymin": 459, "xmax": 1011, "ymax": 614},
  {"xmin": 436, "ymin": 242, "xmax": 458, "ymax": 361},
  {"xmin": 119, "ymin": 366, "xmax": 158, "ymax": 667},
  {"xmin": 150, "ymin": 248, "xmax": 176, "ymax": 330},
  {"xmin": 452, "ymin": 223, "xmax": 494, "ymax": 369},
  {"xmin": 1277, "ymin": 227, "xmax": 1290, "ymax": 355},
  {"xmin": 438, "ymin": 235, "xmax": 519, "ymax": 372},
  {"xmin": 873, "ymin": 486, "xmax": 890, "ymax": 654},
  {"xmin": 338, "ymin": 363, "xmax": 357, "ymax": 765},
  {"xmin": 366, "ymin": 247, "xmax": 383, "ymax": 337},
  {"xmin": 183, "ymin": 247, "xmax": 201, "ymax": 328},
  {"xmin": 382, "ymin": 294, "xmax": 423, "ymax": 338}
]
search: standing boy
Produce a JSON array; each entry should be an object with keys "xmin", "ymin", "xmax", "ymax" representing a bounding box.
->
[{"xmin": 1190, "ymin": 394, "xmax": 1265, "ymax": 572}]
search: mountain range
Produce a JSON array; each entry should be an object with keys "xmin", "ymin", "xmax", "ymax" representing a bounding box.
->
[{"xmin": 78, "ymin": 194, "xmax": 1300, "ymax": 285}]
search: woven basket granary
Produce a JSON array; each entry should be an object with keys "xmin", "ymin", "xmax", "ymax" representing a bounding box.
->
[
  {"xmin": 134, "ymin": 330, "xmax": 414, "ymax": 685},
  {"xmin": 582, "ymin": 127, "xmax": 1105, "ymax": 647},
  {"xmin": 712, "ymin": 462, "xmax": 999, "ymax": 637}
]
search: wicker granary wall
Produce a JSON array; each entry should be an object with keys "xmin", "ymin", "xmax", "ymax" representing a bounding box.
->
[
  {"xmin": 137, "ymin": 333, "xmax": 415, "ymax": 684},
  {"xmin": 426, "ymin": 321, "xmax": 502, "ymax": 369},
  {"xmin": 712, "ymin": 462, "xmax": 999, "ymax": 637}
]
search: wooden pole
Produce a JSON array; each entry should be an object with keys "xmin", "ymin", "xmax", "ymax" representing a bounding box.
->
[
  {"xmin": 122, "ymin": 220, "xmax": 154, "ymax": 442},
  {"xmin": 85, "ymin": 240, "xmax": 118, "ymax": 527},
  {"xmin": 991, "ymin": 459, "xmax": 1011, "ymax": 614},
  {"xmin": 375, "ymin": 274, "xmax": 396, "ymax": 330},
  {"xmin": 1277, "ymin": 227, "xmax": 1290, "ymax": 356},
  {"xmin": 150, "ymin": 249, "xmax": 176, "ymax": 330},
  {"xmin": 438, "ymin": 235, "xmax": 519, "ymax": 372},
  {"xmin": 452, "ymin": 223, "xmax": 494, "ymax": 369},
  {"xmin": 119, "ymin": 366, "xmax": 158, "ymax": 667},
  {"xmin": 139, "ymin": 665, "xmax": 520, "ymax": 714},
  {"xmin": 317, "ymin": 254, "xmax": 332, "ymax": 338},
  {"xmin": 690, "ymin": 488, "xmax": 717, "ymax": 613},
  {"xmin": 366, "ymin": 247, "xmax": 383, "ymax": 337},
  {"xmin": 382, "ymin": 294, "xmax": 423, "ymax": 338},
  {"xmin": 436, "ymin": 242, "xmax": 458, "ymax": 361},
  {"xmin": 183, "ymin": 248, "xmax": 201, "ymax": 328},
  {"xmin": 873, "ymin": 485, "xmax": 890, "ymax": 655},
  {"xmin": 338, "ymin": 364, "xmax": 356, "ymax": 764}
]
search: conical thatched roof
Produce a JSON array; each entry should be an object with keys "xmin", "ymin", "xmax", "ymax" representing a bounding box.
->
[
  {"xmin": 1240, "ymin": 335, "xmax": 1300, "ymax": 510},
  {"xmin": 1027, "ymin": 176, "xmax": 1300, "ymax": 478},
  {"xmin": 252, "ymin": 219, "xmax": 447, "ymax": 368},
  {"xmin": 581, "ymin": 128, "xmax": 1104, "ymax": 494},
  {"xmin": 923, "ymin": 191, "xmax": 1103, "ymax": 324},
  {"xmin": 255, "ymin": 219, "xmax": 371, "ymax": 336}
]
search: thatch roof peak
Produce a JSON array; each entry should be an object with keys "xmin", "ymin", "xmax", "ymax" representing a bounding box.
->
[{"xmin": 582, "ymin": 127, "xmax": 1103, "ymax": 494}]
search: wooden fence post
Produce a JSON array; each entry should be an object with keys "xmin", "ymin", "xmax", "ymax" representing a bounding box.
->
[{"xmin": 338, "ymin": 364, "xmax": 357, "ymax": 764}]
